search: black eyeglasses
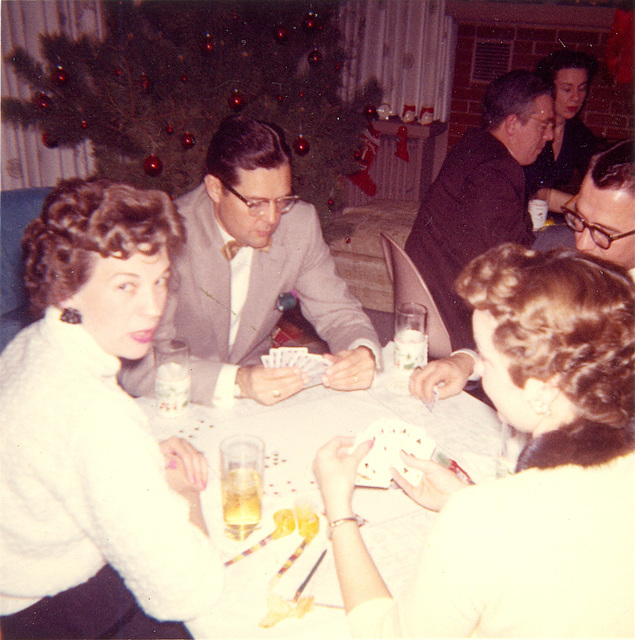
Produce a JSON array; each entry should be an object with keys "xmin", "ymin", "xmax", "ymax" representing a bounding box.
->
[
  {"xmin": 220, "ymin": 180, "xmax": 300, "ymax": 216},
  {"xmin": 562, "ymin": 198, "xmax": 635, "ymax": 250}
]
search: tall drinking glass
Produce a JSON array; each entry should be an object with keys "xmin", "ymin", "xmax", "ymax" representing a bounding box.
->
[
  {"xmin": 220, "ymin": 435, "xmax": 264, "ymax": 541},
  {"xmin": 394, "ymin": 302, "xmax": 428, "ymax": 373},
  {"xmin": 154, "ymin": 339, "xmax": 190, "ymax": 418}
]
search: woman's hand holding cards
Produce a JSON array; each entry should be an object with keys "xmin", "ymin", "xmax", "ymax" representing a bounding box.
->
[
  {"xmin": 391, "ymin": 454, "xmax": 469, "ymax": 512},
  {"xmin": 313, "ymin": 436, "xmax": 374, "ymax": 520}
]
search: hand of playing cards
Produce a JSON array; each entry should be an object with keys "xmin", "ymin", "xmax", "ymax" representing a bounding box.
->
[
  {"xmin": 261, "ymin": 347, "xmax": 330, "ymax": 388},
  {"xmin": 353, "ymin": 418, "xmax": 436, "ymax": 489}
]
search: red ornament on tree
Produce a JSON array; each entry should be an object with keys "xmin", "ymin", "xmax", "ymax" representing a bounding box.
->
[
  {"xmin": 293, "ymin": 135, "xmax": 310, "ymax": 156},
  {"xmin": 181, "ymin": 132, "xmax": 196, "ymax": 149},
  {"xmin": 143, "ymin": 155, "xmax": 163, "ymax": 177},
  {"xmin": 228, "ymin": 89, "xmax": 246, "ymax": 112},
  {"xmin": 307, "ymin": 49, "xmax": 322, "ymax": 66},
  {"xmin": 35, "ymin": 93, "xmax": 51, "ymax": 112},
  {"xmin": 364, "ymin": 104, "xmax": 378, "ymax": 120},
  {"xmin": 139, "ymin": 73, "xmax": 153, "ymax": 92},
  {"xmin": 80, "ymin": 119, "xmax": 88, "ymax": 129},
  {"xmin": 52, "ymin": 66, "xmax": 68, "ymax": 86},
  {"xmin": 164, "ymin": 123, "xmax": 174, "ymax": 135},
  {"xmin": 181, "ymin": 74, "xmax": 189, "ymax": 83},
  {"xmin": 200, "ymin": 34, "xmax": 214, "ymax": 54},
  {"xmin": 41, "ymin": 132, "xmax": 58, "ymax": 148},
  {"xmin": 327, "ymin": 197, "xmax": 335, "ymax": 209},
  {"xmin": 301, "ymin": 10, "xmax": 319, "ymax": 32},
  {"xmin": 273, "ymin": 24, "xmax": 290, "ymax": 44}
]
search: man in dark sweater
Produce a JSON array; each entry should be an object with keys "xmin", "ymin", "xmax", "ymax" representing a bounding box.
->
[{"xmin": 405, "ymin": 70, "xmax": 553, "ymax": 353}]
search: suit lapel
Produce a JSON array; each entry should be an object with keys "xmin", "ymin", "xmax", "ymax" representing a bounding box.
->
[{"xmin": 187, "ymin": 190, "xmax": 232, "ymax": 361}]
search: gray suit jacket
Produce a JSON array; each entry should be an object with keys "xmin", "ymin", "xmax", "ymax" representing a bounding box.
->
[{"xmin": 119, "ymin": 184, "xmax": 379, "ymax": 403}]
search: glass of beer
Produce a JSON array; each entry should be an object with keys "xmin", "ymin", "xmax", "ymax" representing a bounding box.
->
[{"xmin": 220, "ymin": 435, "xmax": 264, "ymax": 541}]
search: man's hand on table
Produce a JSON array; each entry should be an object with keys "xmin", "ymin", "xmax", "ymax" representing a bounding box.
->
[
  {"xmin": 409, "ymin": 352, "xmax": 475, "ymax": 402},
  {"xmin": 313, "ymin": 436, "xmax": 374, "ymax": 520},
  {"xmin": 322, "ymin": 346, "xmax": 376, "ymax": 391},
  {"xmin": 236, "ymin": 364, "xmax": 305, "ymax": 405},
  {"xmin": 391, "ymin": 452, "xmax": 468, "ymax": 512}
]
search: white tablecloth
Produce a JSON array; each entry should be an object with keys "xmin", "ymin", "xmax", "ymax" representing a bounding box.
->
[{"xmin": 139, "ymin": 348, "xmax": 502, "ymax": 638}]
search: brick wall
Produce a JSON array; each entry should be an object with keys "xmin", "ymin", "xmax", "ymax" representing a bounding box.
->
[{"xmin": 448, "ymin": 21, "xmax": 633, "ymax": 150}]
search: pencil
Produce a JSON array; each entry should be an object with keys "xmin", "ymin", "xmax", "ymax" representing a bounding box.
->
[{"xmin": 292, "ymin": 548, "xmax": 327, "ymax": 602}]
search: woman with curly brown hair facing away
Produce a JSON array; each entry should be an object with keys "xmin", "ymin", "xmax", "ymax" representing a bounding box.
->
[
  {"xmin": 0, "ymin": 178, "xmax": 223, "ymax": 639},
  {"xmin": 315, "ymin": 243, "xmax": 634, "ymax": 637}
]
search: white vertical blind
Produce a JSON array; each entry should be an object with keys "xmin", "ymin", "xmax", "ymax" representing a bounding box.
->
[
  {"xmin": 1, "ymin": 0, "xmax": 104, "ymax": 190},
  {"xmin": 339, "ymin": 0, "xmax": 456, "ymax": 123}
]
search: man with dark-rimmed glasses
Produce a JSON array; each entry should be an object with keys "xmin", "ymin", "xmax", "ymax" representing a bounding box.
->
[
  {"xmin": 408, "ymin": 139, "xmax": 634, "ymax": 406},
  {"xmin": 120, "ymin": 115, "xmax": 380, "ymax": 407},
  {"xmin": 562, "ymin": 140, "xmax": 634, "ymax": 278}
]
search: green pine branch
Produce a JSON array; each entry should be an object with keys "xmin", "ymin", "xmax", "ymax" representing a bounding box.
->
[{"xmin": 1, "ymin": 0, "xmax": 383, "ymax": 234}]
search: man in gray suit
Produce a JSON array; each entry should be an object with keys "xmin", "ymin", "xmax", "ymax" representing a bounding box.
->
[{"xmin": 120, "ymin": 116, "xmax": 380, "ymax": 406}]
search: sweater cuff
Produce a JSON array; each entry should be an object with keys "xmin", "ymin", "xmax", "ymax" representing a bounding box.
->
[{"xmin": 451, "ymin": 349, "xmax": 480, "ymax": 381}]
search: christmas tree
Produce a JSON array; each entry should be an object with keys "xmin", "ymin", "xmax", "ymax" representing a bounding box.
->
[{"xmin": 2, "ymin": 0, "xmax": 381, "ymax": 236}]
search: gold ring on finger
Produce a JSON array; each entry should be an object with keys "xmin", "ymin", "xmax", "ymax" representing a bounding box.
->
[{"xmin": 272, "ymin": 389, "xmax": 281, "ymax": 398}]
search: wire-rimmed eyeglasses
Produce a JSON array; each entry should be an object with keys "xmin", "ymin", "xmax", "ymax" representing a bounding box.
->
[
  {"xmin": 561, "ymin": 198, "xmax": 635, "ymax": 250},
  {"xmin": 220, "ymin": 180, "xmax": 300, "ymax": 216}
]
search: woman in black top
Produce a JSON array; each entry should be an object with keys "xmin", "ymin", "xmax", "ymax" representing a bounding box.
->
[{"xmin": 524, "ymin": 49, "xmax": 598, "ymax": 212}]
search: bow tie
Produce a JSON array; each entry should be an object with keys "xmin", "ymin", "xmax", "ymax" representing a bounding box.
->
[
  {"xmin": 221, "ymin": 240, "xmax": 243, "ymax": 261},
  {"xmin": 221, "ymin": 240, "xmax": 272, "ymax": 261}
]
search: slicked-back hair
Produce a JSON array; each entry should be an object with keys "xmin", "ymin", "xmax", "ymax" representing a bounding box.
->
[
  {"xmin": 588, "ymin": 140, "xmax": 635, "ymax": 195},
  {"xmin": 204, "ymin": 115, "xmax": 291, "ymax": 187}
]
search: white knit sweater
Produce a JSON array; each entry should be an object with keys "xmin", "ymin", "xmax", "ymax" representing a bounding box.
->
[{"xmin": 0, "ymin": 308, "xmax": 223, "ymax": 620}]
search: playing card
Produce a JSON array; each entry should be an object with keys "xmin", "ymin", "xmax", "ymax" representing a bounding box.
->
[
  {"xmin": 353, "ymin": 418, "xmax": 436, "ymax": 488},
  {"xmin": 261, "ymin": 354, "xmax": 273, "ymax": 367},
  {"xmin": 261, "ymin": 348, "xmax": 330, "ymax": 387}
]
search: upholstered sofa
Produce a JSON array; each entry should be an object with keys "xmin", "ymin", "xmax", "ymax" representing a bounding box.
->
[
  {"xmin": 327, "ymin": 199, "xmax": 420, "ymax": 313},
  {"xmin": 1, "ymin": 187, "xmax": 51, "ymax": 352}
]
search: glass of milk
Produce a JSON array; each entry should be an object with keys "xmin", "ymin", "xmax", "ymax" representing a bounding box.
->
[
  {"xmin": 154, "ymin": 339, "xmax": 190, "ymax": 417},
  {"xmin": 394, "ymin": 302, "xmax": 428, "ymax": 374}
]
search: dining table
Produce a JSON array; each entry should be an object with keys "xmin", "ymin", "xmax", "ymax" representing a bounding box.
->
[{"xmin": 138, "ymin": 344, "xmax": 504, "ymax": 639}]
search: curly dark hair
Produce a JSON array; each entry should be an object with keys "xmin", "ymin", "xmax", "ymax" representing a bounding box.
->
[
  {"xmin": 22, "ymin": 177, "xmax": 186, "ymax": 318},
  {"xmin": 536, "ymin": 49, "xmax": 599, "ymax": 87},
  {"xmin": 456, "ymin": 243, "xmax": 635, "ymax": 428}
]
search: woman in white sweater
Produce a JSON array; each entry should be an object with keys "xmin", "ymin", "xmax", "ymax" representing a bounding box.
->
[
  {"xmin": 314, "ymin": 243, "xmax": 635, "ymax": 637},
  {"xmin": 0, "ymin": 178, "xmax": 223, "ymax": 638}
]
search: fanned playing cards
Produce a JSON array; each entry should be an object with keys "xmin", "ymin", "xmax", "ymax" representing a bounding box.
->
[
  {"xmin": 261, "ymin": 347, "xmax": 330, "ymax": 388},
  {"xmin": 353, "ymin": 417, "xmax": 436, "ymax": 488}
]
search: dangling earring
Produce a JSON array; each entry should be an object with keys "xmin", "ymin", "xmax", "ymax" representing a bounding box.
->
[
  {"xmin": 531, "ymin": 399, "xmax": 551, "ymax": 417},
  {"xmin": 60, "ymin": 308, "xmax": 82, "ymax": 324}
]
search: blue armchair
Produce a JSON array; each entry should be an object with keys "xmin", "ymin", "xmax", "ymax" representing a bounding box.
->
[{"xmin": 1, "ymin": 187, "xmax": 51, "ymax": 352}]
